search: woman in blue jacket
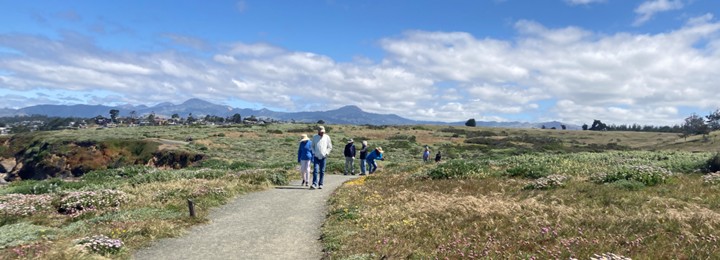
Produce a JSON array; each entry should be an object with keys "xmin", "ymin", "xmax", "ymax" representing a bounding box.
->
[
  {"xmin": 365, "ymin": 147, "xmax": 384, "ymax": 174},
  {"xmin": 297, "ymin": 134, "xmax": 313, "ymax": 186}
]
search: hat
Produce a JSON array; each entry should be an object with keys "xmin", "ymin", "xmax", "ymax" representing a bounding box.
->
[
  {"xmin": 376, "ymin": 147, "xmax": 384, "ymax": 153},
  {"xmin": 348, "ymin": 138, "xmax": 354, "ymax": 143},
  {"xmin": 318, "ymin": 126, "xmax": 326, "ymax": 133},
  {"xmin": 300, "ymin": 134, "xmax": 309, "ymax": 141}
]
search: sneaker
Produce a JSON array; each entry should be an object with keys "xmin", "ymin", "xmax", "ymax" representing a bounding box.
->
[
  {"xmin": 351, "ymin": 173, "xmax": 356, "ymax": 175},
  {"xmin": 301, "ymin": 180, "xmax": 306, "ymax": 186},
  {"xmin": 359, "ymin": 173, "xmax": 366, "ymax": 176},
  {"xmin": 310, "ymin": 185, "xmax": 316, "ymax": 190},
  {"xmin": 318, "ymin": 185, "xmax": 323, "ymax": 189}
]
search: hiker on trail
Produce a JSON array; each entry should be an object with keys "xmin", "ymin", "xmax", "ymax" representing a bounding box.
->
[
  {"xmin": 435, "ymin": 151, "xmax": 442, "ymax": 163},
  {"xmin": 297, "ymin": 134, "xmax": 313, "ymax": 187},
  {"xmin": 311, "ymin": 126, "xmax": 332, "ymax": 189},
  {"xmin": 422, "ymin": 146, "xmax": 431, "ymax": 162},
  {"xmin": 365, "ymin": 147, "xmax": 384, "ymax": 174},
  {"xmin": 343, "ymin": 139, "xmax": 356, "ymax": 175},
  {"xmin": 359, "ymin": 140, "xmax": 369, "ymax": 175}
]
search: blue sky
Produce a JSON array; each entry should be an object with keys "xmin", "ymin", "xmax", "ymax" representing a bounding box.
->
[{"xmin": 1, "ymin": 0, "xmax": 720, "ymax": 125}]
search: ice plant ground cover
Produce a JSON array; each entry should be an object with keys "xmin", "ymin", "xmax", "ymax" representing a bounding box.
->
[{"xmin": 1, "ymin": 124, "xmax": 720, "ymax": 258}]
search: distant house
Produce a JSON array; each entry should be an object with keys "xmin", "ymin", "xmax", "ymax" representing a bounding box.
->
[{"xmin": 0, "ymin": 127, "xmax": 8, "ymax": 135}]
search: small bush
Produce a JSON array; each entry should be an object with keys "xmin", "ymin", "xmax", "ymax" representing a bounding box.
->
[
  {"xmin": 704, "ymin": 153, "xmax": 720, "ymax": 173},
  {"xmin": 268, "ymin": 170, "xmax": 289, "ymax": 186},
  {"xmin": 57, "ymin": 190, "xmax": 128, "ymax": 215},
  {"xmin": 266, "ymin": 129, "xmax": 283, "ymax": 134},
  {"xmin": 388, "ymin": 134, "xmax": 416, "ymax": 142},
  {"xmin": 76, "ymin": 235, "xmax": 123, "ymax": 255},
  {"xmin": 590, "ymin": 165, "xmax": 672, "ymax": 186},
  {"xmin": 506, "ymin": 164, "xmax": 550, "ymax": 179},
  {"xmin": 428, "ymin": 160, "xmax": 486, "ymax": 179},
  {"xmin": 0, "ymin": 194, "xmax": 54, "ymax": 217},
  {"xmin": 523, "ymin": 174, "xmax": 569, "ymax": 190}
]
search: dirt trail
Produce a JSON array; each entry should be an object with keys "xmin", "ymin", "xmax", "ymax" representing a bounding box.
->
[{"xmin": 134, "ymin": 174, "xmax": 357, "ymax": 260}]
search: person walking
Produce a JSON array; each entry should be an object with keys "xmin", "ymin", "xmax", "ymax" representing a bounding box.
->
[
  {"xmin": 359, "ymin": 140, "xmax": 369, "ymax": 175},
  {"xmin": 435, "ymin": 151, "xmax": 442, "ymax": 163},
  {"xmin": 422, "ymin": 146, "xmax": 431, "ymax": 162},
  {"xmin": 311, "ymin": 126, "xmax": 332, "ymax": 189},
  {"xmin": 297, "ymin": 134, "xmax": 313, "ymax": 186},
  {"xmin": 343, "ymin": 139, "xmax": 356, "ymax": 175},
  {"xmin": 365, "ymin": 147, "xmax": 384, "ymax": 174}
]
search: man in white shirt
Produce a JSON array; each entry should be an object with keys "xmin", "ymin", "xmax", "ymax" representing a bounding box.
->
[{"xmin": 311, "ymin": 125, "xmax": 332, "ymax": 189}]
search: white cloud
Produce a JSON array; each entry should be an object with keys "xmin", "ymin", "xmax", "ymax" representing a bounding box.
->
[
  {"xmin": 1, "ymin": 14, "xmax": 720, "ymax": 125},
  {"xmin": 634, "ymin": 0, "xmax": 684, "ymax": 26}
]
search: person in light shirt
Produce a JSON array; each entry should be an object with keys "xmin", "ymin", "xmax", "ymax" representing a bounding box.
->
[{"xmin": 310, "ymin": 126, "xmax": 332, "ymax": 189}]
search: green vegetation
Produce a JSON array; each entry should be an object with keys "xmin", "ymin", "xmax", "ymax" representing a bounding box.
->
[{"xmin": 1, "ymin": 123, "xmax": 720, "ymax": 259}]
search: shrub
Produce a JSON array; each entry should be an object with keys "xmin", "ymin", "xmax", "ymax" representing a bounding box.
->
[
  {"xmin": 0, "ymin": 194, "xmax": 54, "ymax": 217},
  {"xmin": 704, "ymin": 153, "xmax": 720, "ymax": 173},
  {"xmin": 505, "ymin": 164, "xmax": 550, "ymax": 179},
  {"xmin": 590, "ymin": 165, "xmax": 672, "ymax": 186},
  {"xmin": 268, "ymin": 170, "xmax": 289, "ymax": 186},
  {"xmin": 428, "ymin": 160, "xmax": 486, "ymax": 179},
  {"xmin": 523, "ymin": 174, "xmax": 569, "ymax": 190},
  {"xmin": 388, "ymin": 134, "xmax": 416, "ymax": 142},
  {"xmin": 57, "ymin": 190, "xmax": 128, "ymax": 215},
  {"xmin": 76, "ymin": 235, "xmax": 123, "ymax": 255}
]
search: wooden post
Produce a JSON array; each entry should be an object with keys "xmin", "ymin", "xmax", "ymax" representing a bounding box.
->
[{"xmin": 187, "ymin": 199, "xmax": 196, "ymax": 218}]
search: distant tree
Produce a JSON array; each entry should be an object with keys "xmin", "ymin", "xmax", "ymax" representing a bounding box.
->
[
  {"xmin": 550, "ymin": 127, "xmax": 557, "ymax": 130},
  {"xmin": 317, "ymin": 119, "xmax": 325, "ymax": 124},
  {"xmin": 109, "ymin": 109, "xmax": 119, "ymax": 123},
  {"xmin": 682, "ymin": 113, "xmax": 709, "ymax": 138},
  {"xmin": 706, "ymin": 109, "xmax": 720, "ymax": 131},
  {"xmin": 561, "ymin": 124, "xmax": 567, "ymax": 130},
  {"xmin": 230, "ymin": 113, "xmax": 242, "ymax": 124},
  {"xmin": 129, "ymin": 110, "xmax": 137, "ymax": 124},
  {"xmin": 465, "ymin": 118, "xmax": 476, "ymax": 127},
  {"xmin": 582, "ymin": 124, "xmax": 588, "ymax": 131},
  {"xmin": 589, "ymin": 120, "xmax": 607, "ymax": 131},
  {"xmin": 147, "ymin": 113, "xmax": 156, "ymax": 125},
  {"xmin": 171, "ymin": 113, "xmax": 180, "ymax": 119},
  {"xmin": 187, "ymin": 113, "xmax": 195, "ymax": 123},
  {"xmin": 541, "ymin": 125, "xmax": 546, "ymax": 129}
]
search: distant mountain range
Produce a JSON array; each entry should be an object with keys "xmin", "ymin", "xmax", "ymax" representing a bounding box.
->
[{"xmin": 0, "ymin": 98, "xmax": 579, "ymax": 129}]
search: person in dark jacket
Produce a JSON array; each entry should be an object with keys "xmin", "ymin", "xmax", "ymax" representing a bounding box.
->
[
  {"xmin": 297, "ymin": 134, "xmax": 313, "ymax": 186},
  {"xmin": 435, "ymin": 151, "xmax": 442, "ymax": 163},
  {"xmin": 359, "ymin": 140, "xmax": 369, "ymax": 175},
  {"xmin": 366, "ymin": 147, "xmax": 384, "ymax": 174},
  {"xmin": 343, "ymin": 139, "xmax": 356, "ymax": 175}
]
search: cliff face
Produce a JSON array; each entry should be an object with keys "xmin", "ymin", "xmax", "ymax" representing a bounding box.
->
[{"xmin": 1, "ymin": 136, "xmax": 204, "ymax": 182}]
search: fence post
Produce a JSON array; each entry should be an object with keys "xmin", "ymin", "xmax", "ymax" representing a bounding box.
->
[{"xmin": 187, "ymin": 199, "xmax": 196, "ymax": 218}]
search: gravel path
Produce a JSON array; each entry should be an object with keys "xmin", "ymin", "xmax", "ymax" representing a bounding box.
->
[{"xmin": 134, "ymin": 174, "xmax": 357, "ymax": 260}]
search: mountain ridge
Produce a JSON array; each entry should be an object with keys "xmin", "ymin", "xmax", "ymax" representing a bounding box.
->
[{"xmin": 0, "ymin": 99, "xmax": 578, "ymax": 129}]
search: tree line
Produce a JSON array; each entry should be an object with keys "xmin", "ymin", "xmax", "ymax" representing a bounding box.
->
[{"xmin": 582, "ymin": 109, "xmax": 720, "ymax": 137}]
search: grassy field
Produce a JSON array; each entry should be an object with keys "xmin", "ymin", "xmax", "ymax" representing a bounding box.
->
[
  {"xmin": 1, "ymin": 124, "xmax": 719, "ymax": 259},
  {"xmin": 322, "ymin": 127, "xmax": 720, "ymax": 259}
]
